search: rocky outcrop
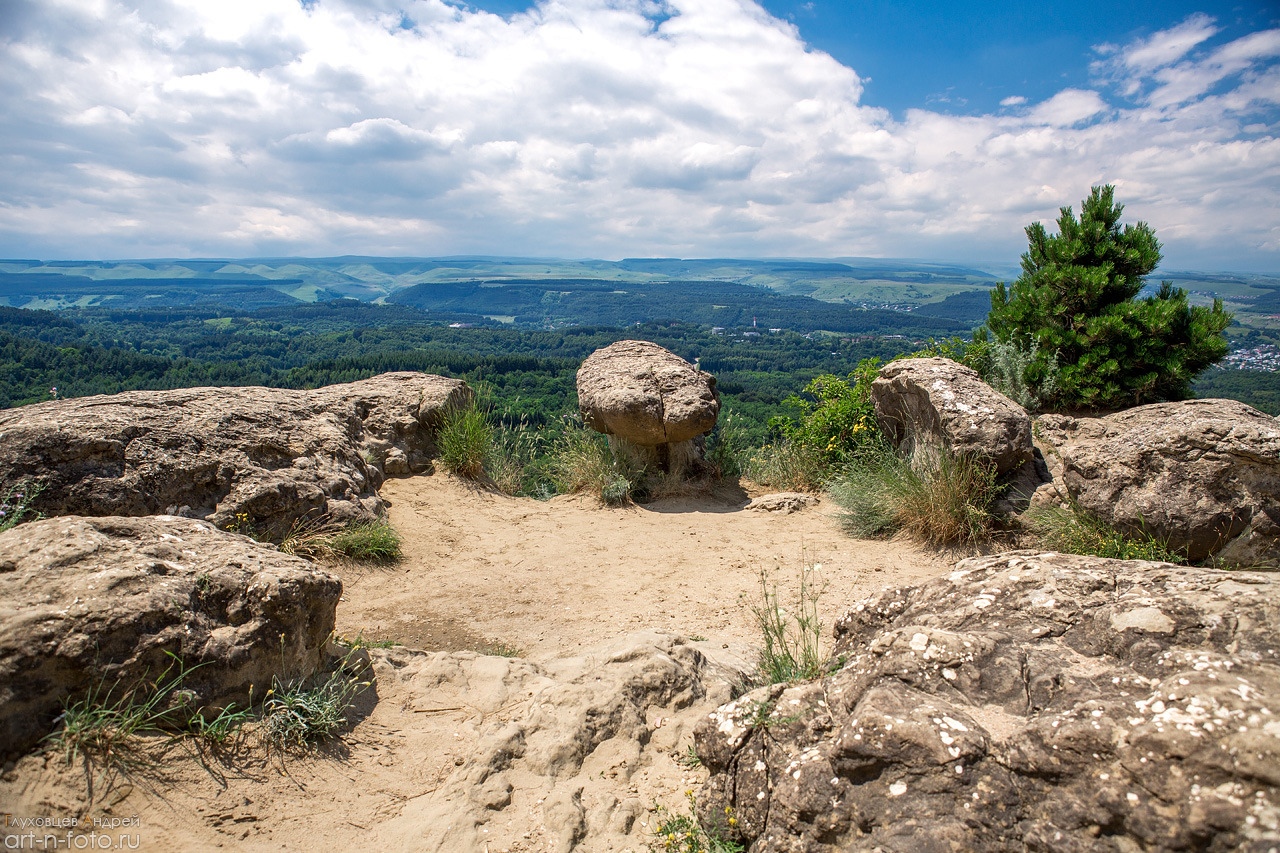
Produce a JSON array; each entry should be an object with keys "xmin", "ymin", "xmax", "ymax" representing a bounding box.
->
[
  {"xmin": 0, "ymin": 515, "xmax": 341, "ymax": 759},
  {"xmin": 1039, "ymin": 399, "xmax": 1280, "ymax": 567},
  {"xmin": 871, "ymin": 357, "xmax": 1032, "ymax": 475},
  {"xmin": 577, "ymin": 340, "xmax": 719, "ymax": 476},
  {"xmin": 0, "ymin": 372, "xmax": 470, "ymax": 536},
  {"xmin": 695, "ymin": 551, "xmax": 1280, "ymax": 852},
  {"xmin": 746, "ymin": 493, "xmax": 819, "ymax": 514},
  {"xmin": 366, "ymin": 631, "xmax": 751, "ymax": 852}
]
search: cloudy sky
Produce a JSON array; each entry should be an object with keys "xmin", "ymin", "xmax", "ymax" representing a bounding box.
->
[{"xmin": 1, "ymin": 0, "xmax": 1277, "ymax": 270}]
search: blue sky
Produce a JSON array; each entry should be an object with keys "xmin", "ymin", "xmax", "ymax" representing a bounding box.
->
[{"xmin": 0, "ymin": 0, "xmax": 1277, "ymax": 270}]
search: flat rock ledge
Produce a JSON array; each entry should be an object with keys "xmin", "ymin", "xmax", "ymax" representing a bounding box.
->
[
  {"xmin": 0, "ymin": 515, "xmax": 341, "ymax": 759},
  {"xmin": 695, "ymin": 551, "xmax": 1280, "ymax": 853},
  {"xmin": 0, "ymin": 372, "xmax": 471, "ymax": 535}
]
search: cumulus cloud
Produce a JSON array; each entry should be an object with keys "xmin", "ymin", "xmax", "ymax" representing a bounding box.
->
[{"xmin": 0, "ymin": 0, "xmax": 1277, "ymax": 269}]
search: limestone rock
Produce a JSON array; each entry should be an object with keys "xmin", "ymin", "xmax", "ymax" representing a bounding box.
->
[
  {"xmin": 746, "ymin": 493, "xmax": 819, "ymax": 514},
  {"xmin": 1051, "ymin": 399, "xmax": 1280, "ymax": 566},
  {"xmin": 0, "ymin": 372, "xmax": 470, "ymax": 535},
  {"xmin": 577, "ymin": 340, "xmax": 719, "ymax": 447},
  {"xmin": 0, "ymin": 515, "xmax": 341, "ymax": 759},
  {"xmin": 871, "ymin": 357, "xmax": 1032, "ymax": 475},
  {"xmin": 695, "ymin": 551, "xmax": 1280, "ymax": 853}
]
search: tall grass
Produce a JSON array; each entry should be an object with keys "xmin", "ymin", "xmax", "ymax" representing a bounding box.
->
[
  {"xmin": 277, "ymin": 514, "xmax": 402, "ymax": 562},
  {"xmin": 829, "ymin": 441, "xmax": 998, "ymax": 546},
  {"xmin": 743, "ymin": 440, "xmax": 827, "ymax": 492},
  {"xmin": 546, "ymin": 423, "xmax": 638, "ymax": 505},
  {"xmin": 437, "ymin": 399, "xmax": 493, "ymax": 480}
]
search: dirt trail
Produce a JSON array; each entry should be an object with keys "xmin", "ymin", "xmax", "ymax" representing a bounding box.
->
[
  {"xmin": 2, "ymin": 474, "xmax": 953, "ymax": 852},
  {"xmin": 335, "ymin": 475, "xmax": 951, "ymax": 661}
]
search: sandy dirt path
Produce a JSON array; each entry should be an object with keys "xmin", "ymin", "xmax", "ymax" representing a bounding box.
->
[{"xmin": 334, "ymin": 475, "xmax": 953, "ymax": 662}]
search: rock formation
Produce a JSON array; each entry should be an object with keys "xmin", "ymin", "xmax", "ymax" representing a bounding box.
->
[
  {"xmin": 871, "ymin": 357, "xmax": 1032, "ymax": 476},
  {"xmin": 576, "ymin": 340, "xmax": 720, "ymax": 476},
  {"xmin": 0, "ymin": 372, "xmax": 470, "ymax": 536},
  {"xmin": 0, "ymin": 515, "xmax": 341, "ymax": 759},
  {"xmin": 1037, "ymin": 399, "xmax": 1280, "ymax": 567},
  {"xmin": 695, "ymin": 551, "xmax": 1280, "ymax": 852}
]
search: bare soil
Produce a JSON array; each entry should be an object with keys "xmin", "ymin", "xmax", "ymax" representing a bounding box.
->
[{"xmin": 1, "ymin": 474, "xmax": 953, "ymax": 852}]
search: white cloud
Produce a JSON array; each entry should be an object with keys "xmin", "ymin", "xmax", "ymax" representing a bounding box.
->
[
  {"xmin": 1121, "ymin": 12, "xmax": 1218, "ymax": 73},
  {"xmin": 0, "ymin": 0, "xmax": 1276, "ymax": 270}
]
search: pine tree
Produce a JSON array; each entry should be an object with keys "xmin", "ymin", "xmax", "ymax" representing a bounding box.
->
[{"xmin": 986, "ymin": 185, "xmax": 1231, "ymax": 411}]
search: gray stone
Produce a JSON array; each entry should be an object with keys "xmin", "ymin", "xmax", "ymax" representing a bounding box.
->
[{"xmin": 695, "ymin": 551, "xmax": 1280, "ymax": 852}]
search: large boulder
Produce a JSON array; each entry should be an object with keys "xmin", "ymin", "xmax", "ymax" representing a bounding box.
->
[
  {"xmin": 0, "ymin": 515, "xmax": 341, "ymax": 759},
  {"xmin": 871, "ymin": 357, "xmax": 1032, "ymax": 475},
  {"xmin": 695, "ymin": 551, "xmax": 1280, "ymax": 852},
  {"xmin": 576, "ymin": 340, "xmax": 720, "ymax": 475},
  {"xmin": 1045, "ymin": 399, "xmax": 1280, "ymax": 566},
  {"xmin": 0, "ymin": 372, "xmax": 470, "ymax": 536}
]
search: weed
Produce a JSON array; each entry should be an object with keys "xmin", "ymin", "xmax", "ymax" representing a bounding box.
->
[
  {"xmin": 705, "ymin": 409, "xmax": 749, "ymax": 479},
  {"xmin": 678, "ymin": 745, "xmax": 702, "ymax": 768},
  {"xmin": 829, "ymin": 441, "xmax": 998, "ymax": 547},
  {"xmin": 752, "ymin": 561, "xmax": 827, "ymax": 685},
  {"xmin": 648, "ymin": 791, "xmax": 743, "ymax": 853},
  {"xmin": 438, "ymin": 398, "xmax": 493, "ymax": 480},
  {"xmin": 278, "ymin": 514, "xmax": 340, "ymax": 560},
  {"xmin": 328, "ymin": 518, "xmax": 402, "ymax": 562},
  {"xmin": 0, "ymin": 479, "xmax": 44, "ymax": 533},
  {"xmin": 1026, "ymin": 503, "xmax": 1185, "ymax": 563},
  {"xmin": 261, "ymin": 645, "xmax": 371, "ymax": 749},
  {"xmin": 479, "ymin": 640, "xmax": 523, "ymax": 658},
  {"xmin": 687, "ymin": 634, "xmax": 708, "ymax": 643},
  {"xmin": 741, "ymin": 697, "xmax": 802, "ymax": 728}
]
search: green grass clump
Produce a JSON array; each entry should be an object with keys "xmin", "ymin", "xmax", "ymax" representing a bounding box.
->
[
  {"xmin": 829, "ymin": 441, "xmax": 998, "ymax": 547},
  {"xmin": 261, "ymin": 646, "xmax": 370, "ymax": 749},
  {"xmin": 327, "ymin": 518, "xmax": 402, "ymax": 562},
  {"xmin": 438, "ymin": 399, "xmax": 494, "ymax": 480},
  {"xmin": 752, "ymin": 563, "xmax": 827, "ymax": 685},
  {"xmin": 45, "ymin": 654, "xmax": 254, "ymax": 772},
  {"xmin": 1026, "ymin": 503, "xmax": 1185, "ymax": 563}
]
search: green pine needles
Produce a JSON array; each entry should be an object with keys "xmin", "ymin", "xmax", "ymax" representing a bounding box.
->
[{"xmin": 986, "ymin": 185, "xmax": 1231, "ymax": 411}]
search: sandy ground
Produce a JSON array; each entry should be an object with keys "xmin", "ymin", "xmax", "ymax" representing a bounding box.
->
[{"xmin": 2, "ymin": 474, "xmax": 956, "ymax": 852}]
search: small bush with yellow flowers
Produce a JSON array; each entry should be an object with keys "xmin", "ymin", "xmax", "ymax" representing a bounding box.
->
[{"xmin": 648, "ymin": 791, "xmax": 742, "ymax": 853}]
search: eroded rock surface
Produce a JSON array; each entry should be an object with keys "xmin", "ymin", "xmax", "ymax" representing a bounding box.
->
[
  {"xmin": 0, "ymin": 372, "xmax": 470, "ymax": 535},
  {"xmin": 872, "ymin": 357, "xmax": 1032, "ymax": 475},
  {"xmin": 695, "ymin": 551, "xmax": 1280, "ymax": 852},
  {"xmin": 366, "ymin": 631, "xmax": 751, "ymax": 852},
  {"xmin": 577, "ymin": 340, "xmax": 719, "ymax": 475},
  {"xmin": 0, "ymin": 515, "xmax": 341, "ymax": 759},
  {"xmin": 1039, "ymin": 399, "xmax": 1280, "ymax": 566}
]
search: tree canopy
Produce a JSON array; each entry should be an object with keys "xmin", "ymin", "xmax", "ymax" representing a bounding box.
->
[{"xmin": 986, "ymin": 185, "xmax": 1231, "ymax": 410}]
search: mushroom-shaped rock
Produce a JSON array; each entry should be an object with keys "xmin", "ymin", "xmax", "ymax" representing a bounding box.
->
[
  {"xmin": 576, "ymin": 341, "xmax": 719, "ymax": 475},
  {"xmin": 871, "ymin": 357, "xmax": 1032, "ymax": 475},
  {"xmin": 0, "ymin": 515, "xmax": 342, "ymax": 759},
  {"xmin": 577, "ymin": 341, "xmax": 719, "ymax": 445}
]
